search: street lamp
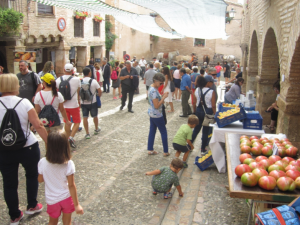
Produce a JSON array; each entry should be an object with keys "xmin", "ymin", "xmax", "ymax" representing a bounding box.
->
[{"xmin": 229, "ymin": 8, "xmax": 236, "ymax": 19}]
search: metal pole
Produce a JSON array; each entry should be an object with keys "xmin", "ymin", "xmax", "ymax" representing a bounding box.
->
[{"xmin": 247, "ymin": 200, "xmax": 254, "ymax": 225}]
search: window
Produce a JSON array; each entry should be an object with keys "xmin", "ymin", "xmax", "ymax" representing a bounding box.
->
[
  {"xmin": 93, "ymin": 20, "xmax": 100, "ymax": 37},
  {"xmin": 37, "ymin": 3, "xmax": 53, "ymax": 15},
  {"xmin": 194, "ymin": 38, "xmax": 205, "ymax": 47},
  {"xmin": 74, "ymin": 18, "xmax": 84, "ymax": 38}
]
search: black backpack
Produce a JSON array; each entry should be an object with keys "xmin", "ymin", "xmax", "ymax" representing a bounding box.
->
[
  {"xmin": 38, "ymin": 92, "xmax": 61, "ymax": 128},
  {"xmin": 0, "ymin": 99, "xmax": 28, "ymax": 150},
  {"xmin": 58, "ymin": 76, "xmax": 76, "ymax": 101}
]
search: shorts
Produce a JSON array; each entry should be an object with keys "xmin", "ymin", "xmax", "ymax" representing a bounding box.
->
[
  {"xmin": 216, "ymin": 72, "xmax": 221, "ymax": 78},
  {"xmin": 47, "ymin": 197, "xmax": 75, "ymax": 218},
  {"xmin": 64, "ymin": 107, "xmax": 81, "ymax": 123},
  {"xmin": 45, "ymin": 124, "xmax": 64, "ymax": 132},
  {"xmin": 174, "ymin": 79, "xmax": 181, "ymax": 88},
  {"xmin": 146, "ymin": 85, "xmax": 150, "ymax": 91},
  {"xmin": 173, "ymin": 143, "xmax": 189, "ymax": 153},
  {"xmin": 81, "ymin": 102, "xmax": 98, "ymax": 118},
  {"xmin": 224, "ymin": 72, "xmax": 231, "ymax": 78}
]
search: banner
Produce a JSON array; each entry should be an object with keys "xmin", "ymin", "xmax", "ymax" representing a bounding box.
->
[{"xmin": 14, "ymin": 51, "xmax": 36, "ymax": 74}]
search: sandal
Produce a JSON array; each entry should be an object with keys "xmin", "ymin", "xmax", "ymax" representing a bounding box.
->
[
  {"xmin": 168, "ymin": 110, "xmax": 174, "ymax": 113},
  {"xmin": 164, "ymin": 192, "xmax": 172, "ymax": 199},
  {"xmin": 163, "ymin": 153, "xmax": 170, "ymax": 157},
  {"xmin": 265, "ymin": 125, "xmax": 276, "ymax": 132},
  {"xmin": 148, "ymin": 151, "xmax": 158, "ymax": 155}
]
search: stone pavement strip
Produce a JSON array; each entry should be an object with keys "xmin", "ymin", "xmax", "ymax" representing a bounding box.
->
[{"xmin": 0, "ymin": 81, "xmax": 249, "ymax": 225}]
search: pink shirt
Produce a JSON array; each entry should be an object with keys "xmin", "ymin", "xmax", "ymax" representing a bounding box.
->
[
  {"xmin": 173, "ymin": 69, "xmax": 180, "ymax": 79},
  {"xmin": 215, "ymin": 65, "xmax": 222, "ymax": 73}
]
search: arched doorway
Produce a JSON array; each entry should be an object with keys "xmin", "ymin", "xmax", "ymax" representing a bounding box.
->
[
  {"xmin": 247, "ymin": 31, "xmax": 258, "ymax": 92},
  {"xmin": 256, "ymin": 28, "xmax": 279, "ymax": 125},
  {"xmin": 277, "ymin": 36, "xmax": 300, "ymax": 146}
]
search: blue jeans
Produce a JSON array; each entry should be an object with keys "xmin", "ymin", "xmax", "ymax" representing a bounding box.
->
[
  {"xmin": 103, "ymin": 78, "xmax": 110, "ymax": 92},
  {"xmin": 148, "ymin": 116, "xmax": 168, "ymax": 153},
  {"xmin": 191, "ymin": 107, "xmax": 213, "ymax": 150}
]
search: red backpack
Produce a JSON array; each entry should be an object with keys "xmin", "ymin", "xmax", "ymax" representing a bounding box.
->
[{"xmin": 111, "ymin": 70, "xmax": 118, "ymax": 80}]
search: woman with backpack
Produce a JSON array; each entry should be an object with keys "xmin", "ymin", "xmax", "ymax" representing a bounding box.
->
[
  {"xmin": 0, "ymin": 73, "xmax": 48, "ymax": 224},
  {"xmin": 34, "ymin": 73, "xmax": 71, "ymax": 133},
  {"xmin": 111, "ymin": 61, "xmax": 121, "ymax": 100},
  {"xmin": 38, "ymin": 61, "xmax": 57, "ymax": 79},
  {"xmin": 162, "ymin": 66, "xmax": 175, "ymax": 113},
  {"xmin": 191, "ymin": 76, "xmax": 216, "ymax": 154}
]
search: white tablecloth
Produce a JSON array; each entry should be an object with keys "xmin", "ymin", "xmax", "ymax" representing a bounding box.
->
[{"xmin": 209, "ymin": 122, "xmax": 265, "ymax": 173}]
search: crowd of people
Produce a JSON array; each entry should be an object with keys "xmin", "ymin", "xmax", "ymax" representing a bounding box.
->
[{"xmin": 0, "ymin": 56, "xmax": 244, "ymax": 225}]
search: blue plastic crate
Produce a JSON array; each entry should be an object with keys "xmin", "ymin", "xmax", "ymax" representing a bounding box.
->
[
  {"xmin": 218, "ymin": 103, "xmax": 238, "ymax": 112},
  {"xmin": 232, "ymin": 100, "xmax": 256, "ymax": 111},
  {"xmin": 194, "ymin": 155, "xmax": 214, "ymax": 171},
  {"xmin": 243, "ymin": 113, "xmax": 263, "ymax": 130},
  {"xmin": 215, "ymin": 103, "xmax": 247, "ymax": 128}
]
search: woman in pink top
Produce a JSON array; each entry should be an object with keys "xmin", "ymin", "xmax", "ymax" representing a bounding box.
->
[
  {"xmin": 215, "ymin": 62, "xmax": 223, "ymax": 86},
  {"xmin": 173, "ymin": 65, "xmax": 182, "ymax": 101}
]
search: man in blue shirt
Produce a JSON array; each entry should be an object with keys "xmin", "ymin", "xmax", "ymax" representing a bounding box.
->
[{"xmin": 179, "ymin": 68, "xmax": 192, "ymax": 117}]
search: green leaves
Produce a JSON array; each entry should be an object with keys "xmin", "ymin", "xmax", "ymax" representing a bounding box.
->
[
  {"xmin": 0, "ymin": 8, "xmax": 23, "ymax": 36},
  {"xmin": 105, "ymin": 21, "xmax": 118, "ymax": 51}
]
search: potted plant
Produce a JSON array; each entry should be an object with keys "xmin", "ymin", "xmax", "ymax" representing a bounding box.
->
[
  {"xmin": 94, "ymin": 15, "xmax": 103, "ymax": 22},
  {"xmin": 75, "ymin": 11, "xmax": 88, "ymax": 20}
]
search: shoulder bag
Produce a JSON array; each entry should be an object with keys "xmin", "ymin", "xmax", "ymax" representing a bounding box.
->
[{"xmin": 199, "ymin": 88, "xmax": 215, "ymax": 126}]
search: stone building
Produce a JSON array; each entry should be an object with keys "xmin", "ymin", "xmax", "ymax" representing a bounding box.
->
[
  {"xmin": 107, "ymin": 0, "xmax": 243, "ymax": 64},
  {"xmin": 0, "ymin": 0, "xmax": 105, "ymax": 76},
  {"xmin": 240, "ymin": 0, "xmax": 300, "ymax": 146}
]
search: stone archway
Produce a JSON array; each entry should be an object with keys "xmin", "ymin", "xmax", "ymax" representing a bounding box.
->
[
  {"xmin": 256, "ymin": 28, "xmax": 279, "ymax": 125},
  {"xmin": 247, "ymin": 31, "xmax": 258, "ymax": 93},
  {"xmin": 277, "ymin": 36, "xmax": 300, "ymax": 146}
]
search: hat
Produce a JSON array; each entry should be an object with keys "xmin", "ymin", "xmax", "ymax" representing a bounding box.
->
[
  {"xmin": 41, "ymin": 73, "xmax": 55, "ymax": 84},
  {"xmin": 204, "ymin": 75, "xmax": 214, "ymax": 83},
  {"xmin": 64, "ymin": 63, "xmax": 74, "ymax": 72},
  {"xmin": 133, "ymin": 56, "xmax": 136, "ymax": 58}
]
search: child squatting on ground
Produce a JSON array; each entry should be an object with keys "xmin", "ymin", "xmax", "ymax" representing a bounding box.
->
[
  {"xmin": 173, "ymin": 115, "xmax": 199, "ymax": 168},
  {"xmin": 38, "ymin": 130, "xmax": 84, "ymax": 225},
  {"xmin": 146, "ymin": 158, "xmax": 184, "ymax": 199}
]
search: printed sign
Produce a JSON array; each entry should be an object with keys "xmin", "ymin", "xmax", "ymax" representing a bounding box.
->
[
  {"xmin": 35, "ymin": 48, "xmax": 43, "ymax": 64},
  {"xmin": 14, "ymin": 51, "xmax": 37, "ymax": 74}
]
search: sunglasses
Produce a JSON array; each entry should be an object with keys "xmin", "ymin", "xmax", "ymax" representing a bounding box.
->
[{"xmin": 211, "ymin": 73, "xmax": 217, "ymax": 76}]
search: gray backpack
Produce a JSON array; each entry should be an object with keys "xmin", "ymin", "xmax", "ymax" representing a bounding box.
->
[{"xmin": 80, "ymin": 79, "xmax": 94, "ymax": 102}]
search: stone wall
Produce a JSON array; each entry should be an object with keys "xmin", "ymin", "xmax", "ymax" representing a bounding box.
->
[
  {"xmin": 2, "ymin": 0, "xmax": 105, "ymax": 75},
  {"xmin": 241, "ymin": 0, "xmax": 300, "ymax": 146}
]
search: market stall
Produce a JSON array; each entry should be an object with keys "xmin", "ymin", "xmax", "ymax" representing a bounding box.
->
[
  {"xmin": 209, "ymin": 122, "xmax": 265, "ymax": 173},
  {"xmin": 226, "ymin": 133, "xmax": 300, "ymax": 225}
]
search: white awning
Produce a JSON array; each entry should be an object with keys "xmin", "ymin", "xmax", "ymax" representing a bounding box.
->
[
  {"xmin": 124, "ymin": 0, "xmax": 228, "ymax": 39},
  {"xmin": 114, "ymin": 15, "xmax": 183, "ymax": 39},
  {"xmin": 34, "ymin": 0, "xmax": 183, "ymax": 38}
]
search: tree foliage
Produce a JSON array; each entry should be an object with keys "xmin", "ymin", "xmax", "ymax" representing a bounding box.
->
[
  {"xmin": 105, "ymin": 21, "xmax": 118, "ymax": 51},
  {"xmin": 0, "ymin": 8, "xmax": 23, "ymax": 36}
]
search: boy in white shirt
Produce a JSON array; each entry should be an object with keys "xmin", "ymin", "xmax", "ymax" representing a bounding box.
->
[
  {"xmin": 80, "ymin": 67, "xmax": 102, "ymax": 139},
  {"xmin": 56, "ymin": 63, "xmax": 81, "ymax": 148}
]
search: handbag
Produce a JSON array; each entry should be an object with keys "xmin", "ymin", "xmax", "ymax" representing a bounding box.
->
[
  {"xmin": 199, "ymin": 88, "xmax": 215, "ymax": 126},
  {"xmin": 170, "ymin": 80, "xmax": 175, "ymax": 92},
  {"xmin": 162, "ymin": 104, "xmax": 167, "ymax": 125}
]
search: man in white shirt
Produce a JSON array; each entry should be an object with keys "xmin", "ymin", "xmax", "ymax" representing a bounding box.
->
[
  {"xmin": 139, "ymin": 56, "xmax": 147, "ymax": 80},
  {"xmin": 81, "ymin": 67, "xmax": 102, "ymax": 139},
  {"xmin": 56, "ymin": 63, "xmax": 81, "ymax": 148}
]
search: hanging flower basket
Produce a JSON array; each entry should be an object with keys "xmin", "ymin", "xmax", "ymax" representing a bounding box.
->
[
  {"xmin": 75, "ymin": 11, "xmax": 88, "ymax": 20},
  {"xmin": 94, "ymin": 15, "xmax": 103, "ymax": 23}
]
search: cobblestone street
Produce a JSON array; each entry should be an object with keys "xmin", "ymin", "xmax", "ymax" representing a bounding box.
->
[{"xmin": 0, "ymin": 83, "xmax": 249, "ymax": 225}]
